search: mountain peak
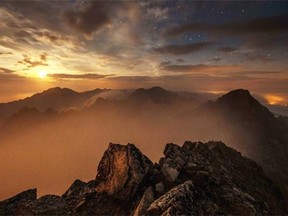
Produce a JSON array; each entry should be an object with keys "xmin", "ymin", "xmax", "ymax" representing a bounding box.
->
[
  {"xmin": 39, "ymin": 87, "xmax": 77, "ymax": 96},
  {"xmin": 215, "ymin": 89, "xmax": 273, "ymax": 118},
  {"xmin": 217, "ymin": 89, "xmax": 253, "ymax": 104},
  {"xmin": 129, "ymin": 86, "xmax": 182, "ymax": 105}
]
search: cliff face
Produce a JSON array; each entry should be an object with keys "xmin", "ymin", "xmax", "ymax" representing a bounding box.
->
[{"xmin": 1, "ymin": 141, "xmax": 287, "ymax": 215}]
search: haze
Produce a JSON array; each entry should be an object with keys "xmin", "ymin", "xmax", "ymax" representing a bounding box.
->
[{"xmin": 0, "ymin": 96, "xmax": 242, "ymax": 199}]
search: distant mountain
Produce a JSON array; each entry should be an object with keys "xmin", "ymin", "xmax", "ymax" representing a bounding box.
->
[
  {"xmin": 0, "ymin": 87, "xmax": 107, "ymax": 123},
  {"xmin": 1, "ymin": 142, "xmax": 287, "ymax": 215},
  {"xmin": 128, "ymin": 86, "xmax": 185, "ymax": 105},
  {"xmin": 200, "ymin": 89, "xmax": 288, "ymax": 194}
]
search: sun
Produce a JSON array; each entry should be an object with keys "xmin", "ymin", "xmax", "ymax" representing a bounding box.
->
[{"xmin": 38, "ymin": 71, "xmax": 47, "ymax": 79}]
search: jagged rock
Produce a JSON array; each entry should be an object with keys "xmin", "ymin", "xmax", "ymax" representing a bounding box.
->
[
  {"xmin": 156, "ymin": 141, "xmax": 287, "ymax": 215},
  {"xmin": 132, "ymin": 186, "xmax": 154, "ymax": 216},
  {"xmin": 0, "ymin": 188, "xmax": 36, "ymax": 215},
  {"xmin": 62, "ymin": 179, "xmax": 95, "ymax": 211},
  {"xmin": 1, "ymin": 141, "xmax": 287, "ymax": 215},
  {"xmin": 148, "ymin": 180, "xmax": 195, "ymax": 215},
  {"xmin": 95, "ymin": 143, "xmax": 153, "ymax": 200},
  {"xmin": 159, "ymin": 143, "xmax": 186, "ymax": 182},
  {"xmin": 27, "ymin": 195, "xmax": 67, "ymax": 215}
]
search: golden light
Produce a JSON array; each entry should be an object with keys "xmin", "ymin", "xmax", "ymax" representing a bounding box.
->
[
  {"xmin": 265, "ymin": 95, "xmax": 285, "ymax": 105},
  {"xmin": 38, "ymin": 71, "xmax": 47, "ymax": 79}
]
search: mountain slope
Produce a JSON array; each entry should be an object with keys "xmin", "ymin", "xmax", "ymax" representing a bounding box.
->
[
  {"xmin": 200, "ymin": 89, "xmax": 288, "ymax": 194},
  {"xmin": 0, "ymin": 87, "xmax": 106, "ymax": 122},
  {"xmin": 0, "ymin": 142, "xmax": 287, "ymax": 215}
]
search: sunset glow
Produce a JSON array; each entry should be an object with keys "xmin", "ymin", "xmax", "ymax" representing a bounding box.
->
[
  {"xmin": 265, "ymin": 95, "xmax": 285, "ymax": 105},
  {"xmin": 38, "ymin": 71, "xmax": 47, "ymax": 79},
  {"xmin": 0, "ymin": 1, "xmax": 287, "ymax": 103}
]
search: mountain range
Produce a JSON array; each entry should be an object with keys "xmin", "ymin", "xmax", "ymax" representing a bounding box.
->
[
  {"xmin": 1, "ymin": 86, "xmax": 286, "ymax": 124},
  {"xmin": 0, "ymin": 87, "xmax": 288, "ymax": 214}
]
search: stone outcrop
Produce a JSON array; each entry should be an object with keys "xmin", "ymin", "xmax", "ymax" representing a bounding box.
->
[
  {"xmin": 1, "ymin": 141, "xmax": 287, "ymax": 215},
  {"xmin": 0, "ymin": 189, "xmax": 36, "ymax": 215},
  {"xmin": 95, "ymin": 143, "xmax": 154, "ymax": 200}
]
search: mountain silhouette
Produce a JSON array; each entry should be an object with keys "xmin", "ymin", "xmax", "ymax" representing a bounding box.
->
[
  {"xmin": 0, "ymin": 87, "xmax": 106, "ymax": 122},
  {"xmin": 128, "ymin": 86, "xmax": 186, "ymax": 105}
]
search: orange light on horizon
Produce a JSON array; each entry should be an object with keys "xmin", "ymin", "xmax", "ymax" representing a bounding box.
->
[{"xmin": 265, "ymin": 95, "xmax": 285, "ymax": 105}]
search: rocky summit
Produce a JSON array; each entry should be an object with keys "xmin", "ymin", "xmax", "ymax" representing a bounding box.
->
[{"xmin": 1, "ymin": 141, "xmax": 287, "ymax": 215}]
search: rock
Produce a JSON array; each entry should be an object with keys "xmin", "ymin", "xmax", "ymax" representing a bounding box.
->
[
  {"xmin": 27, "ymin": 195, "xmax": 67, "ymax": 215},
  {"xmin": 132, "ymin": 186, "xmax": 154, "ymax": 216},
  {"xmin": 1, "ymin": 141, "xmax": 287, "ymax": 215},
  {"xmin": 95, "ymin": 143, "xmax": 153, "ymax": 200},
  {"xmin": 62, "ymin": 179, "xmax": 95, "ymax": 212},
  {"xmin": 155, "ymin": 183, "xmax": 164, "ymax": 193},
  {"xmin": 148, "ymin": 180, "xmax": 195, "ymax": 215},
  {"xmin": 159, "ymin": 143, "xmax": 185, "ymax": 182},
  {"xmin": 0, "ymin": 188, "xmax": 36, "ymax": 215}
]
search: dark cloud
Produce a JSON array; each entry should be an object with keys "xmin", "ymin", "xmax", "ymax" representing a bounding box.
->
[
  {"xmin": 161, "ymin": 64, "xmax": 212, "ymax": 72},
  {"xmin": 218, "ymin": 47, "xmax": 238, "ymax": 53},
  {"xmin": 163, "ymin": 15, "xmax": 288, "ymax": 50},
  {"xmin": 234, "ymin": 70, "xmax": 283, "ymax": 76},
  {"xmin": 18, "ymin": 53, "xmax": 48, "ymax": 69},
  {"xmin": 0, "ymin": 71, "xmax": 26, "ymax": 82},
  {"xmin": 177, "ymin": 59, "xmax": 185, "ymax": 62},
  {"xmin": 40, "ymin": 53, "xmax": 48, "ymax": 62},
  {"xmin": 160, "ymin": 63, "xmax": 242, "ymax": 73},
  {"xmin": 154, "ymin": 42, "xmax": 213, "ymax": 55},
  {"xmin": 0, "ymin": 67, "xmax": 15, "ymax": 74},
  {"xmin": 48, "ymin": 73, "xmax": 111, "ymax": 80},
  {"xmin": 108, "ymin": 75, "xmax": 154, "ymax": 82},
  {"xmin": 0, "ymin": 1, "xmax": 69, "ymax": 32},
  {"xmin": 244, "ymin": 53, "xmax": 275, "ymax": 63},
  {"xmin": 158, "ymin": 61, "xmax": 171, "ymax": 68},
  {"xmin": 164, "ymin": 15, "xmax": 288, "ymax": 37},
  {"xmin": 212, "ymin": 57, "xmax": 222, "ymax": 62},
  {"xmin": 0, "ymin": 51, "xmax": 13, "ymax": 55},
  {"xmin": 64, "ymin": 2, "xmax": 131, "ymax": 37}
]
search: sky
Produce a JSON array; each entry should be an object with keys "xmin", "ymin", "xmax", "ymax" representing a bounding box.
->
[{"xmin": 0, "ymin": 1, "xmax": 288, "ymax": 104}]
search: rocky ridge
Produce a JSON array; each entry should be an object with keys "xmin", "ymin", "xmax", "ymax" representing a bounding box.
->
[{"xmin": 1, "ymin": 141, "xmax": 287, "ymax": 215}]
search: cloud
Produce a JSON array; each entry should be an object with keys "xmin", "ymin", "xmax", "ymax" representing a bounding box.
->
[
  {"xmin": 40, "ymin": 53, "xmax": 48, "ymax": 61},
  {"xmin": 212, "ymin": 57, "xmax": 222, "ymax": 62},
  {"xmin": 0, "ymin": 67, "xmax": 15, "ymax": 74},
  {"xmin": 64, "ymin": 2, "xmax": 134, "ymax": 37},
  {"xmin": 0, "ymin": 51, "xmax": 13, "ymax": 55},
  {"xmin": 18, "ymin": 53, "xmax": 48, "ymax": 69},
  {"xmin": 160, "ymin": 63, "xmax": 243, "ymax": 73},
  {"xmin": 154, "ymin": 42, "xmax": 213, "ymax": 55},
  {"xmin": 146, "ymin": 7, "xmax": 169, "ymax": 21},
  {"xmin": 163, "ymin": 15, "xmax": 288, "ymax": 51},
  {"xmin": 164, "ymin": 14, "xmax": 288, "ymax": 37},
  {"xmin": 218, "ymin": 47, "xmax": 238, "ymax": 53},
  {"xmin": 0, "ymin": 6, "xmax": 79, "ymax": 52},
  {"xmin": 48, "ymin": 73, "xmax": 111, "ymax": 80},
  {"xmin": 244, "ymin": 53, "xmax": 275, "ymax": 63}
]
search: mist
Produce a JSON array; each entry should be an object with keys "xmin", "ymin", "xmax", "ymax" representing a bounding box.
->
[{"xmin": 0, "ymin": 101, "xmax": 248, "ymax": 200}]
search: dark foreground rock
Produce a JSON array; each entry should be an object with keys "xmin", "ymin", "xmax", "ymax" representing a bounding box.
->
[{"xmin": 1, "ymin": 141, "xmax": 287, "ymax": 215}]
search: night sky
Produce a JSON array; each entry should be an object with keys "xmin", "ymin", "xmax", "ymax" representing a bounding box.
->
[{"xmin": 0, "ymin": 1, "xmax": 288, "ymax": 104}]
